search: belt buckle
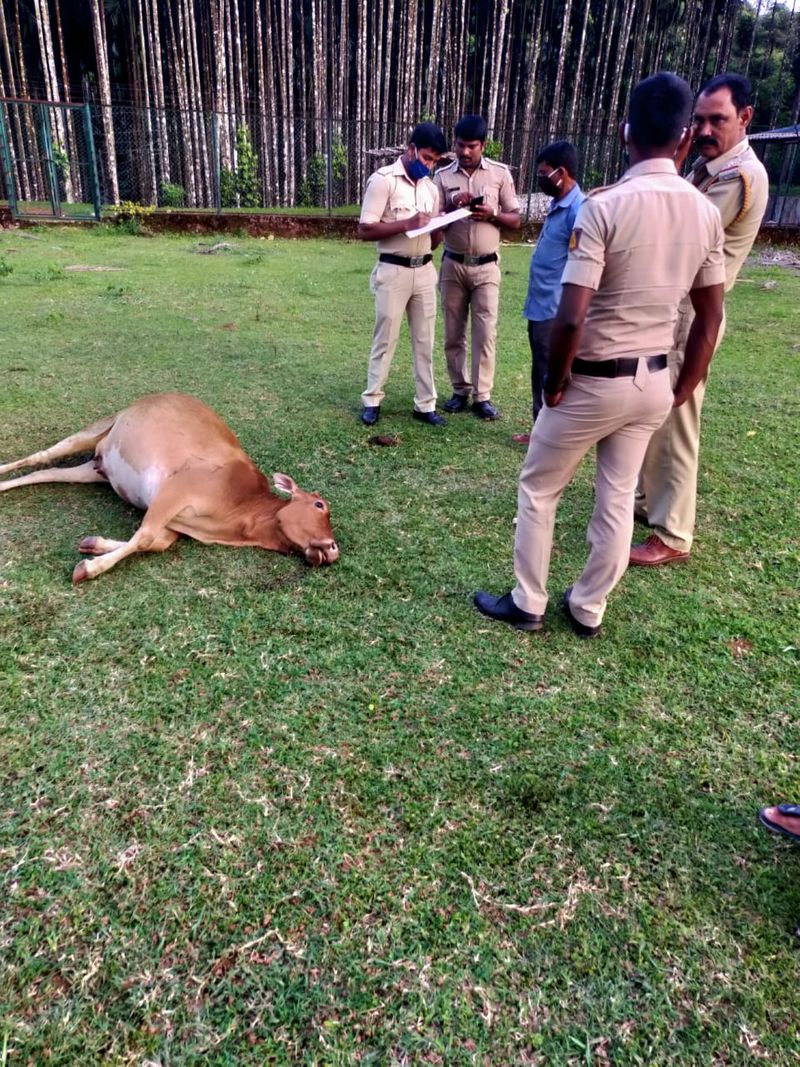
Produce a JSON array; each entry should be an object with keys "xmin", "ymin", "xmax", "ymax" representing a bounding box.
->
[
  {"xmin": 409, "ymin": 255, "xmax": 425, "ymax": 267},
  {"xmin": 463, "ymin": 254, "xmax": 481, "ymax": 266}
]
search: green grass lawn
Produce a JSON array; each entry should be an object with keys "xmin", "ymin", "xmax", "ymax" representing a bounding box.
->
[{"xmin": 0, "ymin": 225, "xmax": 798, "ymax": 1064}]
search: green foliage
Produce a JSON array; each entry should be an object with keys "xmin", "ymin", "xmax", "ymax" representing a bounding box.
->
[
  {"xmin": 297, "ymin": 138, "xmax": 349, "ymax": 206},
  {"xmin": 483, "ymin": 138, "xmax": 503, "ymax": 160},
  {"xmin": 297, "ymin": 152, "xmax": 326, "ymax": 207},
  {"xmin": 233, "ymin": 123, "xmax": 260, "ymax": 208},
  {"xmin": 114, "ymin": 201, "xmax": 155, "ymax": 235},
  {"xmin": 158, "ymin": 182, "xmax": 186, "ymax": 208},
  {"xmin": 730, "ymin": 3, "xmax": 800, "ymax": 128},
  {"xmin": 220, "ymin": 124, "xmax": 262, "ymax": 208},
  {"xmin": 219, "ymin": 166, "xmax": 236, "ymax": 208},
  {"xmin": 52, "ymin": 145, "xmax": 69, "ymax": 180},
  {"xmin": 331, "ymin": 136, "xmax": 348, "ymax": 181},
  {"xmin": 0, "ymin": 257, "xmax": 12, "ymax": 278}
]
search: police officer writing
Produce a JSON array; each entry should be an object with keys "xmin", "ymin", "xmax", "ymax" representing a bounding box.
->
[
  {"xmin": 632, "ymin": 72, "xmax": 769, "ymax": 566},
  {"xmin": 474, "ymin": 73, "xmax": 725, "ymax": 639},
  {"xmin": 359, "ymin": 122, "xmax": 449, "ymax": 427},
  {"xmin": 434, "ymin": 115, "xmax": 520, "ymax": 420}
]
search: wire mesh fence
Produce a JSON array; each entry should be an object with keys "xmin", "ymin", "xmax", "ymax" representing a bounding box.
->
[{"xmin": 2, "ymin": 97, "xmax": 798, "ymax": 223}]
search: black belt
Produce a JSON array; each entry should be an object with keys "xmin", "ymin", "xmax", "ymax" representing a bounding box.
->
[
  {"xmin": 443, "ymin": 250, "xmax": 498, "ymax": 266},
  {"xmin": 572, "ymin": 354, "xmax": 668, "ymax": 378},
  {"xmin": 378, "ymin": 253, "xmax": 433, "ymax": 268}
]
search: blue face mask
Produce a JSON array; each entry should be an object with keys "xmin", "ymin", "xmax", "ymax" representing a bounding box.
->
[{"xmin": 407, "ymin": 148, "xmax": 432, "ymax": 181}]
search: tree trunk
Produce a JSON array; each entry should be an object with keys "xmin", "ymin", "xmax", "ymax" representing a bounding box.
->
[
  {"xmin": 88, "ymin": 0, "xmax": 118, "ymax": 204},
  {"xmin": 0, "ymin": 2, "xmax": 32, "ymax": 199}
]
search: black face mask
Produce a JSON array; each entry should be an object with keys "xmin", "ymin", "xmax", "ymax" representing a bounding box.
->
[{"xmin": 537, "ymin": 169, "xmax": 562, "ymax": 197}]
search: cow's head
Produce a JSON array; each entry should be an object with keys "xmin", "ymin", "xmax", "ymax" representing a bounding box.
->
[{"xmin": 271, "ymin": 473, "xmax": 339, "ymax": 566}]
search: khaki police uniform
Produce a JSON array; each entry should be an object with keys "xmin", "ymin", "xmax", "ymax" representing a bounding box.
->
[
  {"xmin": 636, "ymin": 138, "xmax": 769, "ymax": 550},
  {"xmin": 511, "ymin": 159, "xmax": 725, "ymax": 628},
  {"xmin": 434, "ymin": 158, "xmax": 519, "ymax": 401},
  {"xmin": 360, "ymin": 158, "xmax": 441, "ymax": 413}
]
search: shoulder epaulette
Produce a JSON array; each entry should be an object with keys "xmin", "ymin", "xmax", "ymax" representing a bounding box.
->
[
  {"xmin": 732, "ymin": 170, "xmax": 752, "ymax": 225},
  {"xmin": 586, "ymin": 182, "xmax": 617, "ymax": 198}
]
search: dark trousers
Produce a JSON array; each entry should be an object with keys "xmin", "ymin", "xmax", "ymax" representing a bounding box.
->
[{"xmin": 528, "ymin": 318, "xmax": 554, "ymax": 421}]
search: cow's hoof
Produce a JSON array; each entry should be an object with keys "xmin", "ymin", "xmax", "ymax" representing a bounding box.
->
[
  {"xmin": 78, "ymin": 536, "xmax": 100, "ymax": 554},
  {"xmin": 72, "ymin": 560, "xmax": 92, "ymax": 584}
]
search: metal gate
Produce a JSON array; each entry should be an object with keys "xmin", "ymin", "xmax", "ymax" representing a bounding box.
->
[{"xmin": 0, "ymin": 98, "xmax": 101, "ymax": 221}]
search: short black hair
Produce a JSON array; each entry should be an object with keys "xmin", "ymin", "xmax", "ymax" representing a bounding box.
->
[
  {"xmin": 410, "ymin": 122, "xmax": 447, "ymax": 154},
  {"xmin": 535, "ymin": 140, "xmax": 579, "ymax": 177},
  {"xmin": 455, "ymin": 114, "xmax": 488, "ymax": 142},
  {"xmin": 628, "ymin": 72, "xmax": 693, "ymax": 149},
  {"xmin": 699, "ymin": 72, "xmax": 753, "ymax": 111}
]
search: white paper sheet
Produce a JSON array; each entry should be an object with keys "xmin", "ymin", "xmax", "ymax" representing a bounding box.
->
[{"xmin": 404, "ymin": 207, "xmax": 472, "ymax": 238}]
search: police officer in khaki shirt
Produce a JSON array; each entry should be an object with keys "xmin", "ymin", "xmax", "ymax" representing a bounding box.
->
[
  {"xmin": 474, "ymin": 73, "xmax": 725, "ymax": 638},
  {"xmin": 359, "ymin": 122, "xmax": 448, "ymax": 427},
  {"xmin": 434, "ymin": 115, "xmax": 520, "ymax": 420},
  {"xmin": 632, "ymin": 73, "xmax": 769, "ymax": 565}
]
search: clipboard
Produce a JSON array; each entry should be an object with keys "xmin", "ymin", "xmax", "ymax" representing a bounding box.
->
[{"xmin": 405, "ymin": 207, "xmax": 472, "ymax": 238}]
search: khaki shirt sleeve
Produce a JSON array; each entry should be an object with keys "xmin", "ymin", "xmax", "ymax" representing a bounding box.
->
[
  {"xmin": 691, "ymin": 213, "xmax": 726, "ymax": 289},
  {"xmin": 560, "ymin": 199, "xmax": 606, "ymax": 290},
  {"xmin": 704, "ymin": 173, "xmax": 748, "ymax": 230},
  {"xmin": 434, "ymin": 177, "xmax": 444, "ymax": 214},
  {"xmin": 360, "ymin": 173, "xmax": 391, "ymax": 225},
  {"xmin": 498, "ymin": 168, "xmax": 520, "ymax": 213}
]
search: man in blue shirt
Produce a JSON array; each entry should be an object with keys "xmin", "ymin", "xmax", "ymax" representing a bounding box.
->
[{"xmin": 514, "ymin": 142, "xmax": 585, "ymax": 445}]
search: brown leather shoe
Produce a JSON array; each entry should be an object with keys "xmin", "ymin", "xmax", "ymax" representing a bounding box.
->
[{"xmin": 629, "ymin": 534, "xmax": 690, "ymax": 566}]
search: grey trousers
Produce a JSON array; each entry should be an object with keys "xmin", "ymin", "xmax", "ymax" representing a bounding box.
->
[
  {"xmin": 527, "ymin": 318, "xmax": 554, "ymax": 421},
  {"xmin": 512, "ymin": 363, "xmax": 673, "ymax": 627}
]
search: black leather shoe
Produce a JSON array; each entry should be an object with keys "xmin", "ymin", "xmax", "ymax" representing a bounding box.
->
[
  {"xmin": 472, "ymin": 400, "xmax": 500, "ymax": 420},
  {"xmin": 361, "ymin": 405, "xmax": 380, "ymax": 426},
  {"xmin": 473, "ymin": 591, "xmax": 544, "ymax": 632},
  {"xmin": 412, "ymin": 410, "xmax": 447, "ymax": 427},
  {"xmin": 444, "ymin": 393, "xmax": 470, "ymax": 413},
  {"xmin": 562, "ymin": 587, "xmax": 602, "ymax": 639}
]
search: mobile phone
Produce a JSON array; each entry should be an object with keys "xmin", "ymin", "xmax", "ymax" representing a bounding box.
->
[{"xmin": 469, "ymin": 195, "xmax": 485, "ymax": 208}]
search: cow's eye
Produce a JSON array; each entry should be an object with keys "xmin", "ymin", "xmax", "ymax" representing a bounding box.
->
[{"xmin": 314, "ymin": 500, "xmax": 325, "ymax": 510}]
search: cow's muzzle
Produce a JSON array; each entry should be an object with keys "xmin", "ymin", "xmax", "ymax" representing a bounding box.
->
[{"xmin": 304, "ymin": 539, "xmax": 339, "ymax": 566}]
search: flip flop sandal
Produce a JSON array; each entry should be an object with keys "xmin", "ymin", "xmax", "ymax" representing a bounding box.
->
[{"xmin": 758, "ymin": 803, "xmax": 800, "ymax": 842}]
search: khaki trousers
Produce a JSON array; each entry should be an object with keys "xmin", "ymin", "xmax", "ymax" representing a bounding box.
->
[
  {"xmin": 439, "ymin": 257, "xmax": 501, "ymax": 402},
  {"xmin": 362, "ymin": 260, "xmax": 438, "ymax": 412},
  {"xmin": 512, "ymin": 364, "xmax": 673, "ymax": 627},
  {"xmin": 635, "ymin": 304, "xmax": 726, "ymax": 551}
]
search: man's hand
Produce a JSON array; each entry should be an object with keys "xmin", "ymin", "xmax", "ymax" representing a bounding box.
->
[
  {"xmin": 453, "ymin": 191, "xmax": 472, "ymax": 208},
  {"xmin": 672, "ymin": 388, "xmax": 690, "ymax": 408},
  {"xmin": 409, "ymin": 212, "xmax": 431, "ymax": 230},
  {"xmin": 544, "ymin": 389, "xmax": 564, "ymax": 407},
  {"xmin": 470, "ymin": 202, "xmax": 496, "ymax": 222}
]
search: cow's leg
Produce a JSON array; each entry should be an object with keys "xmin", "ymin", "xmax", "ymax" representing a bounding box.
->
[
  {"xmin": 71, "ymin": 483, "xmax": 187, "ymax": 583},
  {"xmin": 78, "ymin": 536, "xmax": 129, "ymax": 555},
  {"xmin": 0, "ymin": 460, "xmax": 107, "ymax": 493},
  {"xmin": 0, "ymin": 415, "xmax": 116, "ymax": 476},
  {"xmin": 73, "ymin": 526, "xmax": 179, "ymax": 583}
]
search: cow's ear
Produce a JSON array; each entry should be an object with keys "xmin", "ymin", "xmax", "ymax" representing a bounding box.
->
[{"xmin": 272, "ymin": 472, "xmax": 298, "ymax": 498}]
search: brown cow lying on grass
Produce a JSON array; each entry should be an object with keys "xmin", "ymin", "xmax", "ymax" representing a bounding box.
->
[{"xmin": 0, "ymin": 393, "xmax": 339, "ymax": 583}]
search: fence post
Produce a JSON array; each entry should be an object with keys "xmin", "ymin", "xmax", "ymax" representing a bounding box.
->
[
  {"xmin": 0, "ymin": 103, "xmax": 19, "ymax": 218},
  {"xmin": 38, "ymin": 104, "xmax": 62, "ymax": 218},
  {"xmin": 83, "ymin": 102, "xmax": 102, "ymax": 220},
  {"xmin": 326, "ymin": 113, "xmax": 333, "ymax": 217},
  {"xmin": 211, "ymin": 111, "xmax": 221, "ymax": 214}
]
